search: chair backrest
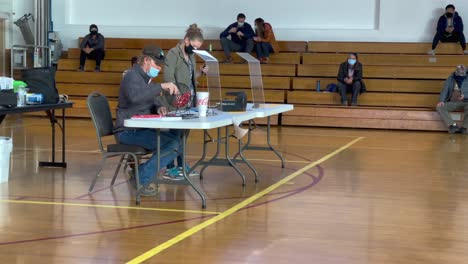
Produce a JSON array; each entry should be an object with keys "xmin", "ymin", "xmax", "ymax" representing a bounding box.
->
[{"xmin": 87, "ymin": 91, "xmax": 115, "ymax": 152}]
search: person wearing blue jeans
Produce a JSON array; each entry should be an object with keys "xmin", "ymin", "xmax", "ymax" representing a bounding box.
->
[
  {"xmin": 253, "ymin": 18, "xmax": 279, "ymax": 64},
  {"xmin": 114, "ymin": 45, "xmax": 181, "ymax": 196},
  {"xmin": 116, "ymin": 129, "xmax": 179, "ymax": 186}
]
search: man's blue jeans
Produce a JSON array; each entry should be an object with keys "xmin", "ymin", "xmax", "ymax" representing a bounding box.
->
[{"xmin": 116, "ymin": 129, "xmax": 179, "ymax": 186}]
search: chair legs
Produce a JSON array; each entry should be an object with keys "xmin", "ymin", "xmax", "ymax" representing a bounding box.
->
[
  {"xmin": 89, "ymin": 155, "xmax": 108, "ymax": 193},
  {"xmin": 89, "ymin": 152, "xmax": 143, "ymax": 205},
  {"xmin": 110, "ymin": 155, "xmax": 126, "ymax": 186}
]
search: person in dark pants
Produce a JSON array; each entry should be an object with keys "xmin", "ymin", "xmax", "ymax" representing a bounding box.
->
[
  {"xmin": 219, "ymin": 13, "xmax": 255, "ymax": 63},
  {"xmin": 253, "ymin": 18, "xmax": 279, "ymax": 64},
  {"xmin": 337, "ymin": 53, "xmax": 366, "ymax": 106},
  {"xmin": 436, "ymin": 64, "xmax": 468, "ymax": 134},
  {"xmin": 78, "ymin": 24, "xmax": 105, "ymax": 72},
  {"xmin": 428, "ymin": 4, "xmax": 468, "ymax": 56}
]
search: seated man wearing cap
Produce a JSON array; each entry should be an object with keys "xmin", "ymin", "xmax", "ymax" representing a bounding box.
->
[
  {"xmin": 78, "ymin": 24, "xmax": 105, "ymax": 72},
  {"xmin": 436, "ymin": 64, "xmax": 468, "ymax": 134},
  {"xmin": 114, "ymin": 45, "xmax": 182, "ymax": 196}
]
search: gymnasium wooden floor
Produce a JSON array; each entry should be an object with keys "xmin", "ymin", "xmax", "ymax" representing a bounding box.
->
[{"xmin": 1, "ymin": 115, "xmax": 468, "ymax": 263}]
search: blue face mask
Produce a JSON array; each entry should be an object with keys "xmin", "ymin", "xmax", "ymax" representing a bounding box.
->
[
  {"xmin": 348, "ymin": 59, "xmax": 357, "ymax": 65},
  {"xmin": 147, "ymin": 67, "xmax": 160, "ymax": 78}
]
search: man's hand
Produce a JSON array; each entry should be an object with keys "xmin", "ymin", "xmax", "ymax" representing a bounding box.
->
[
  {"xmin": 253, "ymin": 36, "xmax": 261, "ymax": 42},
  {"xmin": 229, "ymin": 27, "xmax": 237, "ymax": 33},
  {"xmin": 446, "ymin": 27, "xmax": 454, "ymax": 33},
  {"xmin": 161, "ymin": 82, "xmax": 179, "ymax": 95},
  {"xmin": 437, "ymin": 102, "xmax": 445, "ymax": 108},
  {"xmin": 157, "ymin": 106, "xmax": 168, "ymax": 116},
  {"xmin": 83, "ymin": 47, "xmax": 93, "ymax": 54},
  {"xmin": 345, "ymin": 77, "xmax": 353, "ymax": 85},
  {"xmin": 237, "ymin": 31, "xmax": 244, "ymax": 38}
]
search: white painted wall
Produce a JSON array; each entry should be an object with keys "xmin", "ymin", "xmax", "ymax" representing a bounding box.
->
[{"xmin": 46, "ymin": 0, "xmax": 468, "ymax": 50}]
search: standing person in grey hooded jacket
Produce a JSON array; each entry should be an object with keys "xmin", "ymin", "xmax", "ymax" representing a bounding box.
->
[{"xmin": 436, "ymin": 64, "xmax": 468, "ymax": 134}]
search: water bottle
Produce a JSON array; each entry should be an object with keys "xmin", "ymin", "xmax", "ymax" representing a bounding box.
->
[
  {"xmin": 209, "ymin": 43, "xmax": 213, "ymax": 52},
  {"xmin": 316, "ymin": 80, "xmax": 321, "ymax": 92},
  {"xmin": 17, "ymin": 85, "xmax": 26, "ymax": 106}
]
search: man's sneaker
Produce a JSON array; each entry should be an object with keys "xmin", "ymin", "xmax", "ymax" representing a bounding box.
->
[
  {"xmin": 180, "ymin": 166, "xmax": 200, "ymax": 177},
  {"xmin": 140, "ymin": 183, "xmax": 158, "ymax": 196},
  {"xmin": 428, "ymin": 50, "xmax": 435, "ymax": 56},
  {"xmin": 77, "ymin": 66, "xmax": 84, "ymax": 72},
  {"xmin": 464, "ymin": 50, "xmax": 468, "ymax": 55},
  {"xmin": 94, "ymin": 67, "xmax": 101, "ymax": 72},
  {"xmin": 341, "ymin": 101, "xmax": 348, "ymax": 106},
  {"xmin": 162, "ymin": 168, "xmax": 185, "ymax": 181},
  {"xmin": 223, "ymin": 57, "xmax": 232, "ymax": 63},
  {"xmin": 448, "ymin": 124, "xmax": 461, "ymax": 134},
  {"xmin": 460, "ymin": 127, "xmax": 468, "ymax": 134}
]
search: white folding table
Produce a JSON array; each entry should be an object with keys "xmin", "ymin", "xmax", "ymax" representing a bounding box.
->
[{"xmin": 124, "ymin": 110, "xmax": 258, "ymax": 208}]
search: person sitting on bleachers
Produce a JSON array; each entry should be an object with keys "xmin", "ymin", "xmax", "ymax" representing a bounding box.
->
[
  {"xmin": 428, "ymin": 4, "xmax": 468, "ymax": 56},
  {"xmin": 337, "ymin": 53, "xmax": 366, "ymax": 106},
  {"xmin": 122, "ymin": 56, "xmax": 138, "ymax": 77},
  {"xmin": 220, "ymin": 13, "xmax": 255, "ymax": 63},
  {"xmin": 114, "ymin": 45, "xmax": 181, "ymax": 196},
  {"xmin": 436, "ymin": 64, "xmax": 468, "ymax": 134},
  {"xmin": 78, "ymin": 24, "xmax": 105, "ymax": 72},
  {"xmin": 253, "ymin": 18, "xmax": 279, "ymax": 64}
]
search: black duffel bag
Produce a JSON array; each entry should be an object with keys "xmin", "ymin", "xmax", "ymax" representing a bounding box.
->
[{"xmin": 21, "ymin": 67, "xmax": 59, "ymax": 104}]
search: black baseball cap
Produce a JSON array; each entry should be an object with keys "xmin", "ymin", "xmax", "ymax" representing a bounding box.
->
[{"xmin": 142, "ymin": 45, "xmax": 166, "ymax": 65}]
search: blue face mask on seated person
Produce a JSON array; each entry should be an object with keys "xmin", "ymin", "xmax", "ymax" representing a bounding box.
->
[
  {"xmin": 348, "ymin": 59, "xmax": 357, "ymax": 65},
  {"xmin": 147, "ymin": 67, "xmax": 160, "ymax": 78}
]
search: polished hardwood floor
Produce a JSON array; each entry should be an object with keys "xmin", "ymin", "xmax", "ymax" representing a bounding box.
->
[{"xmin": 1, "ymin": 115, "xmax": 468, "ymax": 263}]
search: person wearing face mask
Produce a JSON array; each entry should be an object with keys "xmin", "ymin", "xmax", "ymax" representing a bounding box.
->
[
  {"xmin": 114, "ymin": 45, "xmax": 181, "ymax": 195},
  {"xmin": 161, "ymin": 24, "xmax": 207, "ymax": 179},
  {"xmin": 428, "ymin": 4, "xmax": 468, "ymax": 56},
  {"xmin": 253, "ymin": 18, "xmax": 279, "ymax": 64},
  {"xmin": 337, "ymin": 53, "xmax": 366, "ymax": 106},
  {"xmin": 436, "ymin": 65, "xmax": 468, "ymax": 134},
  {"xmin": 220, "ymin": 13, "xmax": 255, "ymax": 63},
  {"xmin": 78, "ymin": 24, "xmax": 106, "ymax": 72}
]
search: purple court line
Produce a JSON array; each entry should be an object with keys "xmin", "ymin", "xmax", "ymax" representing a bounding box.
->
[
  {"xmin": 73, "ymin": 181, "xmax": 128, "ymax": 199},
  {"xmin": 4, "ymin": 162, "xmax": 318, "ymax": 204},
  {"xmin": 0, "ymin": 167, "xmax": 323, "ymax": 246}
]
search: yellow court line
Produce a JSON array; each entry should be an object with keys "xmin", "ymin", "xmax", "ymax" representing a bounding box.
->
[
  {"xmin": 127, "ymin": 137, "xmax": 364, "ymax": 263},
  {"xmin": 0, "ymin": 200, "xmax": 220, "ymax": 215}
]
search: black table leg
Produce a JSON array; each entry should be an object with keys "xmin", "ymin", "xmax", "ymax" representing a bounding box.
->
[
  {"xmin": 0, "ymin": 115, "xmax": 5, "ymax": 125},
  {"xmin": 39, "ymin": 109, "xmax": 67, "ymax": 168}
]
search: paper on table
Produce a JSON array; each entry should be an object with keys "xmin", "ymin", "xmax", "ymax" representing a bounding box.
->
[
  {"xmin": 232, "ymin": 120, "xmax": 248, "ymax": 139},
  {"xmin": 193, "ymin": 50, "xmax": 218, "ymax": 61}
]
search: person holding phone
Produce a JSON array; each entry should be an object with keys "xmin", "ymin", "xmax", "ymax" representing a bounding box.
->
[{"xmin": 219, "ymin": 13, "xmax": 255, "ymax": 63}]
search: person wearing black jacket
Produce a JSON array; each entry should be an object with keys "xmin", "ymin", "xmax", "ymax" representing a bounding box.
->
[
  {"xmin": 114, "ymin": 45, "xmax": 181, "ymax": 196},
  {"xmin": 219, "ymin": 13, "xmax": 255, "ymax": 63},
  {"xmin": 337, "ymin": 53, "xmax": 366, "ymax": 106},
  {"xmin": 428, "ymin": 4, "xmax": 468, "ymax": 55},
  {"xmin": 78, "ymin": 24, "xmax": 106, "ymax": 72}
]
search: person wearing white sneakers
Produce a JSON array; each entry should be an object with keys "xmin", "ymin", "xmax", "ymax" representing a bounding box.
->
[{"xmin": 428, "ymin": 4, "xmax": 468, "ymax": 56}]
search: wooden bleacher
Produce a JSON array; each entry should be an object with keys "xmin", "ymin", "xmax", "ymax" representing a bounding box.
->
[{"xmin": 55, "ymin": 39, "xmax": 467, "ymax": 131}]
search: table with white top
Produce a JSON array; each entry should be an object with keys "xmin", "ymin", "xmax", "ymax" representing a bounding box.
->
[{"xmin": 124, "ymin": 110, "xmax": 258, "ymax": 208}]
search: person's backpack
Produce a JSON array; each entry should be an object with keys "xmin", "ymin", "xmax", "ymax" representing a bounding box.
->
[
  {"xmin": 21, "ymin": 67, "xmax": 59, "ymax": 104},
  {"xmin": 325, "ymin": 83, "xmax": 338, "ymax": 93}
]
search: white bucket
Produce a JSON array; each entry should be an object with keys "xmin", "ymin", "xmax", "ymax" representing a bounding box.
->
[{"xmin": 0, "ymin": 137, "xmax": 12, "ymax": 183}]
